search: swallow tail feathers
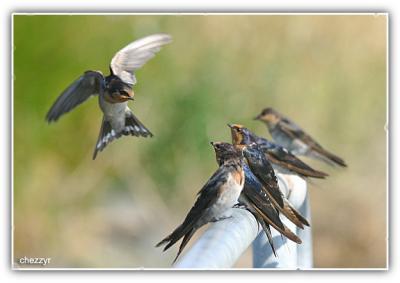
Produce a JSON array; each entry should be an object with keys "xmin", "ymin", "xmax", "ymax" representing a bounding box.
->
[
  {"xmin": 309, "ymin": 147, "xmax": 347, "ymax": 167},
  {"xmin": 253, "ymin": 204, "xmax": 302, "ymax": 244},
  {"xmin": 283, "ymin": 199, "xmax": 310, "ymax": 228},
  {"xmin": 252, "ymin": 210, "xmax": 277, "ymax": 256},
  {"xmin": 123, "ymin": 110, "xmax": 153, "ymax": 138},
  {"xmin": 93, "ymin": 117, "xmax": 117, "ymax": 160},
  {"xmin": 241, "ymin": 184, "xmax": 302, "ymax": 244},
  {"xmin": 92, "ymin": 110, "xmax": 153, "ymax": 159},
  {"xmin": 263, "ymin": 191, "xmax": 308, "ymax": 230},
  {"xmin": 173, "ymin": 228, "xmax": 196, "ymax": 262},
  {"xmin": 155, "ymin": 221, "xmax": 197, "ymax": 263},
  {"xmin": 156, "ymin": 223, "xmax": 190, "ymax": 251}
]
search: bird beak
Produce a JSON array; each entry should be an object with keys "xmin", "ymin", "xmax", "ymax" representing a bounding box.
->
[
  {"xmin": 210, "ymin": 141, "xmax": 214, "ymax": 146},
  {"xmin": 127, "ymin": 97, "xmax": 134, "ymax": 101},
  {"xmin": 253, "ymin": 115, "xmax": 261, "ymax": 120},
  {"xmin": 227, "ymin": 124, "xmax": 233, "ymax": 129}
]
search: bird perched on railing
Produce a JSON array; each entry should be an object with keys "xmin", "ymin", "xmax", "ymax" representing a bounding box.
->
[
  {"xmin": 229, "ymin": 124, "xmax": 310, "ymax": 230},
  {"xmin": 45, "ymin": 33, "xmax": 172, "ymax": 159},
  {"xmin": 254, "ymin": 107, "xmax": 347, "ymax": 167},
  {"xmin": 156, "ymin": 142, "xmax": 245, "ymax": 263},
  {"xmin": 212, "ymin": 142, "xmax": 302, "ymax": 256},
  {"xmin": 228, "ymin": 124, "xmax": 328, "ymax": 179}
]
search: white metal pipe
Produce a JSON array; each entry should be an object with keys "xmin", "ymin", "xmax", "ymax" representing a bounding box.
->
[
  {"xmin": 173, "ymin": 208, "xmax": 261, "ymax": 269},
  {"xmin": 252, "ymin": 213, "xmax": 299, "ymax": 268},
  {"xmin": 252, "ymin": 174, "xmax": 312, "ymax": 269},
  {"xmin": 296, "ymin": 190, "xmax": 313, "ymax": 268},
  {"xmin": 173, "ymin": 173, "xmax": 310, "ymax": 269}
]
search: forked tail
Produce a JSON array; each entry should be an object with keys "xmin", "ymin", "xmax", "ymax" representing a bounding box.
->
[{"xmin": 92, "ymin": 111, "xmax": 153, "ymax": 159}]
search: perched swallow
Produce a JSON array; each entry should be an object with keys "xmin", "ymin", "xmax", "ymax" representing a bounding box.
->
[
  {"xmin": 229, "ymin": 124, "xmax": 328, "ymax": 178},
  {"xmin": 229, "ymin": 124, "xmax": 310, "ymax": 229},
  {"xmin": 254, "ymin": 107, "xmax": 347, "ymax": 167},
  {"xmin": 213, "ymin": 144, "xmax": 302, "ymax": 255},
  {"xmin": 46, "ymin": 33, "xmax": 172, "ymax": 159},
  {"xmin": 156, "ymin": 142, "xmax": 245, "ymax": 262}
]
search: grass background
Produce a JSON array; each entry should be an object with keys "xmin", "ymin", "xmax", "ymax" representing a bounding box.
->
[{"xmin": 13, "ymin": 14, "xmax": 387, "ymax": 268}]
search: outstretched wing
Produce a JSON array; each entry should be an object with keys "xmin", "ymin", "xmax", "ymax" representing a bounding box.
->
[
  {"xmin": 46, "ymin": 71, "xmax": 105, "ymax": 122},
  {"xmin": 110, "ymin": 33, "xmax": 172, "ymax": 85}
]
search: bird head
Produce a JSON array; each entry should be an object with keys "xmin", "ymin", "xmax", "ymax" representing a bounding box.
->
[
  {"xmin": 210, "ymin": 141, "xmax": 241, "ymax": 165},
  {"xmin": 105, "ymin": 77, "xmax": 134, "ymax": 103},
  {"xmin": 254, "ymin": 107, "xmax": 281, "ymax": 127},
  {"xmin": 227, "ymin": 124, "xmax": 253, "ymax": 146}
]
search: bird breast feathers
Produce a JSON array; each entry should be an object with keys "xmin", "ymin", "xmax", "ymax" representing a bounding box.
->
[{"xmin": 216, "ymin": 171, "xmax": 244, "ymax": 206}]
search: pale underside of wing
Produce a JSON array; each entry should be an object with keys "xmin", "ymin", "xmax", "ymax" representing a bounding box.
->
[
  {"xmin": 110, "ymin": 33, "xmax": 172, "ymax": 85},
  {"xmin": 46, "ymin": 71, "xmax": 104, "ymax": 122}
]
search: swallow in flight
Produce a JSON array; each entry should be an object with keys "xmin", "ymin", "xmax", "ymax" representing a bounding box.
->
[{"xmin": 46, "ymin": 33, "xmax": 172, "ymax": 159}]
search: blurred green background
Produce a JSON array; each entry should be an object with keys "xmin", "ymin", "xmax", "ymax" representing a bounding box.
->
[{"xmin": 13, "ymin": 15, "xmax": 387, "ymax": 268}]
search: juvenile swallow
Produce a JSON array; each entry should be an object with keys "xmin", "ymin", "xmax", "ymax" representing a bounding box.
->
[
  {"xmin": 229, "ymin": 124, "xmax": 310, "ymax": 229},
  {"xmin": 212, "ymin": 143, "xmax": 302, "ymax": 255},
  {"xmin": 229, "ymin": 124, "xmax": 328, "ymax": 178},
  {"xmin": 156, "ymin": 142, "xmax": 245, "ymax": 262},
  {"xmin": 254, "ymin": 107, "xmax": 347, "ymax": 167},
  {"xmin": 46, "ymin": 33, "xmax": 172, "ymax": 159}
]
